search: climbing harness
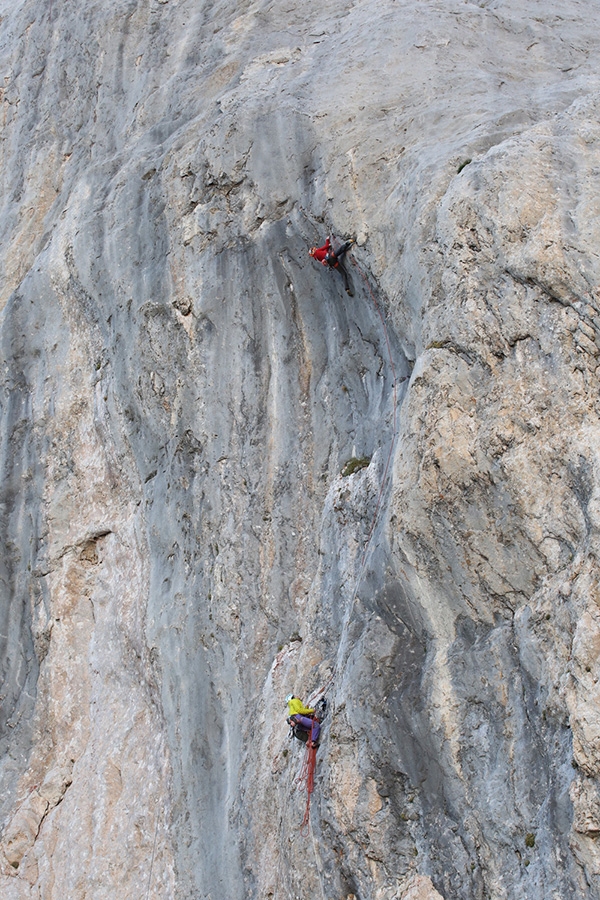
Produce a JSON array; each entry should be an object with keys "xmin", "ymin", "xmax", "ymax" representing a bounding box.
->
[{"xmin": 288, "ymin": 718, "xmax": 312, "ymax": 744}]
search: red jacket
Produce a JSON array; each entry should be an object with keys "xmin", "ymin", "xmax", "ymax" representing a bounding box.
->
[{"xmin": 312, "ymin": 238, "xmax": 332, "ymax": 264}]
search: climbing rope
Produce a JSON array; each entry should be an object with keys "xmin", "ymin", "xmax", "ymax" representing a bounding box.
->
[
  {"xmin": 348, "ymin": 253, "xmax": 401, "ymax": 595},
  {"xmin": 312, "ymin": 252, "xmax": 403, "ymax": 768},
  {"xmin": 286, "ymin": 222, "xmax": 405, "ymax": 837},
  {"xmin": 298, "ymin": 739, "xmax": 318, "ymax": 831},
  {"xmin": 317, "ymin": 232, "xmax": 402, "ymax": 599},
  {"xmin": 301, "ymin": 249, "xmax": 402, "ymax": 835},
  {"xmin": 145, "ymin": 808, "xmax": 159, "ymax": 900}
]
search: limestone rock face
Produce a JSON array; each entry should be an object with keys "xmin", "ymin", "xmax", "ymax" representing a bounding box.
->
[{"xmin": 1, "ymin": 1, "xmax": 600, "ymax": 898}]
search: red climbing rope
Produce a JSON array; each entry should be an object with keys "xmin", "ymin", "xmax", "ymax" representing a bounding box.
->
[{"xmin": 298, "ymin": 741, "xmax": 318, "ymax": 830}]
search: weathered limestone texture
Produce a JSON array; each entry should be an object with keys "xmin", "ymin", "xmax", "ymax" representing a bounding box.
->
[{"xmin": 1, "ymin": 0, "xmax": 600, "ymax": 897}]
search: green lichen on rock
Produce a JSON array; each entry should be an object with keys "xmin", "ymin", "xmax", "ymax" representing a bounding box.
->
[{"xmin": 341, "ymin": 456, "xmax": 371, "ymax": 477}]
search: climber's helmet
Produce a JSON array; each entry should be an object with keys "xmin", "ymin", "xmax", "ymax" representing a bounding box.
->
[
  {"xmin": 308, "ymin": 247, "xmax": 316, "ymax": 257},
  {"xmin": 285, "ymin": 693, "xmax": 294, "ymax": 704}
]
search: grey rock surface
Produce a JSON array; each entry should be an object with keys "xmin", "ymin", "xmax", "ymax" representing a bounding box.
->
[{"xmin": 1, "ymin": 0, "xmax": 600, "ymax": 898}]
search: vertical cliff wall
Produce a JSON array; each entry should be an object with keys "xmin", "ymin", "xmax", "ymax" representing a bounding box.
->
[{"xmin": 1, "ymin": 1, "xmax": 600, "ymax": 898}]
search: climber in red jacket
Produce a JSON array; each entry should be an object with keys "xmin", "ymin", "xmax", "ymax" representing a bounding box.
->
[{"xmin": 309, "ymin": 236, "xmax": 354, "ymax": 295}]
